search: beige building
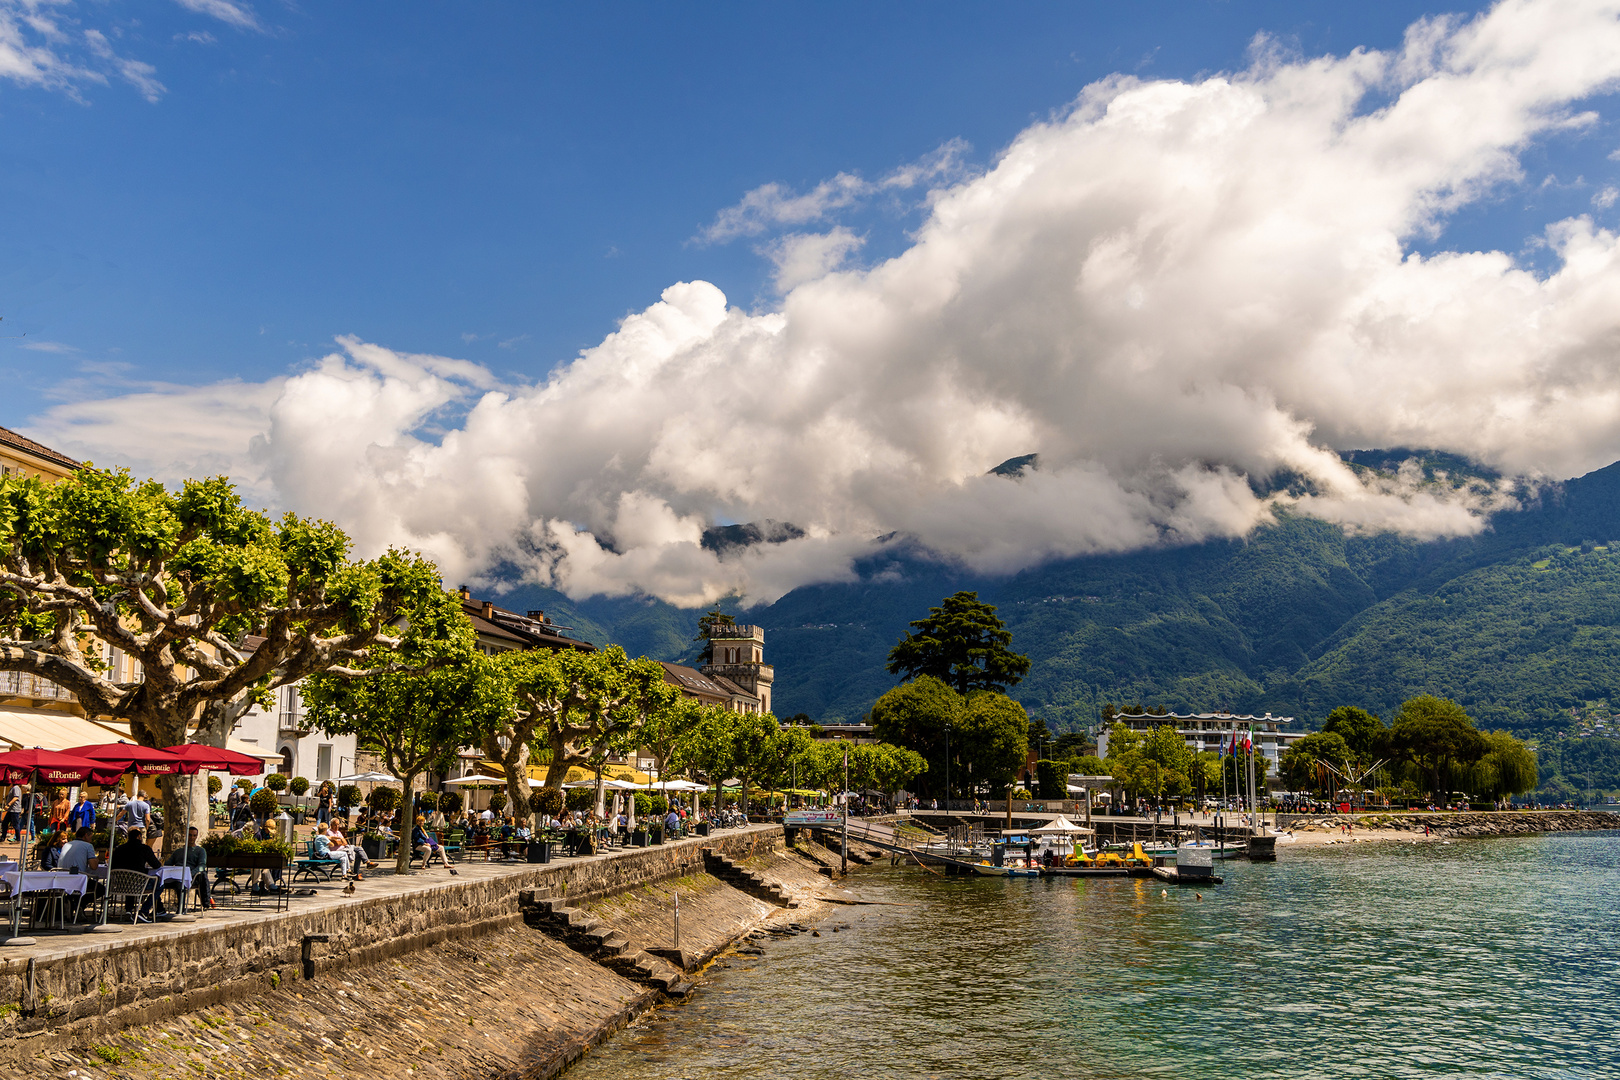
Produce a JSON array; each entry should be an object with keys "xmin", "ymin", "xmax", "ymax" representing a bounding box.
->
[
  {"xmin": 0, "ymin": 425, "xmax": 79, "ymax": 484},
  {"xmin": 661, "ymin": 622, "xmax": 775, "ymax": 715}
]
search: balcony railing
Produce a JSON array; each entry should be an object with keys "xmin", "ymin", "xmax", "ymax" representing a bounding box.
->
[
  {"xmin": 0, "ymin": 670, "xmax": 76, "ymax": 703},
  {"xmin": 707, "ymin": 623, "xmax": 763, "ymax": 640},
  {"xmin": 278, "ymin": 712, "xmax": 311, "ymax": 738},
  {"xmin": 703, "ymin": 662, "xmax": 774, "ymax": 682}
]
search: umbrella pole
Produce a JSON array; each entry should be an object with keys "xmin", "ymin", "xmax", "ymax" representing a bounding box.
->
[
  {"xmin": 91, "ymin": 781, "xmax": 122, "ymax": 933},
  {"xmin": 3, "ymin": 768, "xmax": 37, "ymax": 945}
]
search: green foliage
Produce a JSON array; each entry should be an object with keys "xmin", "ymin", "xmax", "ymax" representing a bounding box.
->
[
  {"xmin": 488, "ymin": 791, "xmax": 508, "ymax": 814},
  {"xmin": 287, "ymin": 776, "xmax": 309, "ymax": 797},
  {"xmin": 887, "ymin": 591, "xmax": 1031, "ymax": 696},
  {"xmin": 207, "ymin": 776, "xmax": 222, "ymax": 797},
  {"xmin": 235, "ymin": 778, "xmax": 254, "ymax": 791},
  {"xmin": 954, "ymin": 692, "xmax": 1031, "ymax": 796},
  {"xmin": 1535, "ymin": 736, "xmax": 1620, "ymax": 798},
  {"xmin": 1467, "ymin": 730, "xmax": 1539, "ymax": 799},
  {"xmin": 1321, "ymin": 706, "xmax": 1386, "ymax": 762},
  {"xmin": 248, "ymin": 788, "xmax": 279, "ymax": 817},
  {"xmin": 265, "ymin": 773, "xmax": 288, "ymax": 792},
  {"xmin": 1279, "ymin": 731, "xmax": 1355, "ymax": 792},
  {"xmin": 531, "ymin": 786, "xmax": 564, "ymax": 818},
  {"xmin": 1389, "ymin": 695, "xmax": 1488, "ymax": 799},
  {"xmin": 1035, "ymin": 759, "xmax": 1065, "ymax": 799},
  {"xmin": 870, "ymin": 675, "xmax": 961, "ymax": 798},
  {"xmin": 1105, "ymin": 722, "xmax": 1194, "ymax": 800},
  {"xmin": 200, "ymin": 832, "xmax": 295, "ymax": 861},
  {"xmin": 367, "ymin": 786, "xmax": 400, "ymax": 812},
  {"xmin": 415, "ymin": 789, "xmax": 438, "ymax": 812},
  {"xmin": 633, "ymin": 792, "xmax": 652, "ymax": 817},
  {"xmin": 439, "ymin": 789, "xmax": 463, "ymax": 814},
  {"xmin": 337, "ymin": 785, "xmax": 362, "ymax": 808}
]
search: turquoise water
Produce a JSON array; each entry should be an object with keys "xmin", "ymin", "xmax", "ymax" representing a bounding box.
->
[{"xmin": 565, "ymin": 832, "xmax": 1620, "ymax": 1079}]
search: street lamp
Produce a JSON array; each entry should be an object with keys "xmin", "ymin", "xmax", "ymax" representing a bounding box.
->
[{"xmin": 943, "ymin": 723, "xmax": 951, "ymax": 813}]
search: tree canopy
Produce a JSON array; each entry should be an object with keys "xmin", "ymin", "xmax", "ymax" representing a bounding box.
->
[
  {"xmin": 886, "ymin": 591, "xmax": 1030, "ymax": 696},
  {"xmin": 0, "ymin": 467, "xmax": 465, "ymax": 845},
  {"xmin": 1389, "ymin": 694, "xmax": 1489, "ymax": 800}
]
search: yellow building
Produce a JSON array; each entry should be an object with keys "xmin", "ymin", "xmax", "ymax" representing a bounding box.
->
[{"xmin": 0, "ymin": 424, "xmax": 79, "ymax": 483}]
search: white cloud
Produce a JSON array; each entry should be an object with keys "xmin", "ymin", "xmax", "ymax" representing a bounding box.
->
[
  {"xmin": 766, "ymin": 227, "xmax": 864, "ymax": 292},
  {"xmin": 29, "ymin": 0, "xmax": 1620, "ymax": 608},
  {"xmin": 1595, "ymin": 185, "xmax": 1619, "ymax": 207},
  {"xmin": 173, "ymin": 0, "xmax": 259, "ymax": 32},
  {"xmin": 84, "ymin": 29, "xmax": 164, "ymax": 103},
  {"xmin": 20, "ymin": 339, "xmax": 78, "ymax": 353}
]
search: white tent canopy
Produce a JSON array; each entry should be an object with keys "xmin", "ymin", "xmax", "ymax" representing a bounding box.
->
[
  {"xmin": 443, "ymin": 774, "xmax": 504, "ymax": 786},
  {"xmin": 654, "ymin": 779, "xmax": 707, "ymax": 792},
  {"xmin": 562, "ymin": 777, "xmax": 643, "ymax": 790},
  {"xmin": 1029, "ymin": 815, "xmax": 1093, "ymax": 835}
]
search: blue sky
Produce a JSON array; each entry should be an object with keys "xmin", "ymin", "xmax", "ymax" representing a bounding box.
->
[
  {"xmin": 3, "ymin": 0, "xmax": 1560, "ymax": 422},
  {"xmin": 9, "ymin": 1, "xmax": 1620, "ymax": 605}
]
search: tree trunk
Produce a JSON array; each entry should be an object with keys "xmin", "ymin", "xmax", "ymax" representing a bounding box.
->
[
  {"xmin": 543, "ymin": 734, "xmax": 575, "ymax": 788},
  {"xmin": 156, "ymin": 698, "xmax": 245, "ymax": 852},
  {"xmin": 483, "ymin": 734, "xmax": 533, "ymax": 827},
  {"xmin": 395, "ymin": 771, "xmax": 417, "ymax": 876}
]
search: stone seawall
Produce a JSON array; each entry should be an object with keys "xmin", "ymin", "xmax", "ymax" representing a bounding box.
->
[
  {"xmin": 1281, "ymin": 810, "xmax": 1620, "ymax": 838},
  {"xmin": 0, "ymin": 825, "xmax": 785, "ymax": 1047},
  {"xmin": 34, "ymin": 840, "xmax": 833, "ymax": 1080}
]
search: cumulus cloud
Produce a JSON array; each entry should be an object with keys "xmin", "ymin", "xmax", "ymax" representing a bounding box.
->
[{"xmin": 29, "ymin": 0, "xmax": 1620, "ymax": 607}]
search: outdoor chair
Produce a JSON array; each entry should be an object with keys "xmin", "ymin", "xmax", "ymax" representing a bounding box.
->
[{"xmin": 107, "ymin": 869, "xmax": 159, "ymax": 924}]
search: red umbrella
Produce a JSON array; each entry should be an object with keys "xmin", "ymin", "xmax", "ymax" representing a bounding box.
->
[
  {"xmin": 160, "ymin": 744, "xmax": 267, "ymax": 776},
  {"xmin": 0, "ymin": 748, "xmax": 127, "ymax": 788},
  {"xmin": 63, "ymin": 743, "xmax": 187, "ymax": 776}
]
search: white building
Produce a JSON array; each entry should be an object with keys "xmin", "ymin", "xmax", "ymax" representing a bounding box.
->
[
  {"xmin": 233, "ymin": 682, "xmax": 357, "ymax": 785},
  {"xmin": 1097, "ymin": 711, "xmax": 1306, "ymax": 766}
]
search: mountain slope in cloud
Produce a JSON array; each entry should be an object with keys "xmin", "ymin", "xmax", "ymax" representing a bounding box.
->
[{"xmin": 27, "ymin": 0, "xmax": 1620, "ymax": 607}]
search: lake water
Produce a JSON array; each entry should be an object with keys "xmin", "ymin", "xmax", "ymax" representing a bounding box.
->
[{"xmin": 564, "ymin": 832, "xmax": 1620, "ymax": 1080}]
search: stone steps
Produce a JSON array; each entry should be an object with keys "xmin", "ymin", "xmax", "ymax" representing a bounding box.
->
[
  {"xmin": 702, "ymin": 850, "xmax": 798, "ymax": 908},
  {"xmin": 517, "ymin": 891, "xmax": 690, "ymax": 997}
]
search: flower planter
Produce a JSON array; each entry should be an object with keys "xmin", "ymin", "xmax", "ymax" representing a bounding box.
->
[
  {"xmin": 694, "ymin": 821, "xmax": 711, "ymax": 837},
  {"xmin": 650, "ymin": 828, "xmax": 664, "ymax": 845},
  {"xmin": 360, "ymin": 836, "xmax": 384, "ymax": 859},
  {"xmin": 526, "ymin": 841, "xmax": 550, "ymax": 864},
  {"xmin": 633, "ymin": 831, "xmax": 649, "ymax": 848}
]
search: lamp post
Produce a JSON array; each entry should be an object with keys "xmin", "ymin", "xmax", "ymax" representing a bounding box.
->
[{"xmin": 943, "ymin": 723, "xmax": 951, "ymax": 815}]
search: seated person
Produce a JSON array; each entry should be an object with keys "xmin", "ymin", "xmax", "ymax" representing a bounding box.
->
[
  {"xmin": 163, "ymin": 826, "xmax": 213, "ymax": 909},
  {"xmin": 32, "ymin": 828, "xmax": 64, "ymax": 870},
  {"xmin": 313, "ymin": 822, "xmax": 357, "ymax": 879},
  {"xmin": 412, "ymin": 815, "xmax": 455, "ymax": 872},
  {"xmin": 57, "ymin": 826, "xmax": 101, "ymax": 908},
  {"xmin": 498, "ymin": 816, "xmax": 517, "ymax": 858},
  {"xmin": 110, "ymin": 828, "xmax": 165, "ymax": 919}
]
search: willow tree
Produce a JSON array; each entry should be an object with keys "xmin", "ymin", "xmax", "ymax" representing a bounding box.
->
[
  {"xmin": 0, "ymin": 468, "xmax": 460, "ymax": 847},
  {"xmin": 302, "ymin": 644, "xmax": 510, "ymax": 875}
]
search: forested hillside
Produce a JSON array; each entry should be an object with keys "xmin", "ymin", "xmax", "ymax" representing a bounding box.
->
[{"xmin": 492, "ymin": 457, "xmax": 1620, "ymax": 751}]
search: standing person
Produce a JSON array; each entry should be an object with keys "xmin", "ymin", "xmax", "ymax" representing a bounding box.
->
[
  {"xmin": 316, "ymin": 782, "xmax": 333, "ymax": 825},
  {"xmin": 123, "ymin": 789, "xmax": 152, "ymax": 834},
  {"xmin": 49, "ymin": 788, "xmax": 70, "ymax": 833},
  {"xmin": 69, "ymin": 790, "xmax": 98, "ymax": 832},
  {"xmin": 0, "ymin": 783, "xmax": 20, "ymax": 843}
]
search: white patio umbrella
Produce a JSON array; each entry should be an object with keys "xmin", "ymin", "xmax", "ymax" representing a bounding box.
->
[
  {"xmin": 334, "ymin": 771, "xmax": 398, "ymax": 784},
  {"xmin": 443, "ymin": 774, "xmax": 504, "ymax": 785}
]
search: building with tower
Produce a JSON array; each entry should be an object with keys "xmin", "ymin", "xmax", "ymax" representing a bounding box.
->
[{"xmin": 660, "ymin": 621, "xmax": 774, "ymax": 715}]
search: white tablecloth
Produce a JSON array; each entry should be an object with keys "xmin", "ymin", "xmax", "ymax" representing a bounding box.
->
[{"xmin": 1, "ymin": 871, "xmax": 88, "ymax": 897}]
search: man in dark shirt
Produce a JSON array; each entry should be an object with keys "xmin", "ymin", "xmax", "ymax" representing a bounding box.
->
[{"xmin": 111, "ymin": 828, "xmax": 165, "ymax": 920}]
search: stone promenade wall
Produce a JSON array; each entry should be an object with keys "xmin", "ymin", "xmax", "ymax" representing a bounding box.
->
[
  {"xmin": 0, "ymin": 825, "xmax": 785, "ymax": 1043},
  {"xmin": 1280, "ymin": 810, "xmax": 1620, "ymax": 837}
]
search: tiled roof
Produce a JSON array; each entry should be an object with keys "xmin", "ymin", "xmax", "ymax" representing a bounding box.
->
[
  {"xmin": 0, "ymin": 425, "xmax": 80, "ymax": 470},
  {"xmin": 659, "ymin": 662, "xmax": 730, "ymax": 697}
]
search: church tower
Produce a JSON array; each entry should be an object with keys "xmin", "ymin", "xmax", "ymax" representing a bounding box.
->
[{"xmin": 701, "ymin": 622, "xmax": 774, "ymax": 715}]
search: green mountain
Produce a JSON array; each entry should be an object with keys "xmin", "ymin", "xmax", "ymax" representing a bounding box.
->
[{"xmin": 489, "ymin": 457, "xmax": 1620, "ymax": 747}]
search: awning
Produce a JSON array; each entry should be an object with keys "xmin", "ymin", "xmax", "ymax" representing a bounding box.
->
[{"xmin": 0, "ymin": 707, "xmax": 129, "ymax": 753}]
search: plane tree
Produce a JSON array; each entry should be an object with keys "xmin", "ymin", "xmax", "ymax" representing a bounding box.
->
[{"xmin": 0, "ymin": 467, "xmax": 462, "ymax": 846}]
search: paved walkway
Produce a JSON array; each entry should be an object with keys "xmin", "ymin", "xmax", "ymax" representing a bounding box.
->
[{"xmin": 0, "ymin": 826, "xmax": 766, "ymax": 962}]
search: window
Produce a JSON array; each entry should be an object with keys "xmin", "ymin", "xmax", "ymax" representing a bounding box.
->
[{"xmin": 317, "ymin": 744, "xmax": 333, "ymax": 781}]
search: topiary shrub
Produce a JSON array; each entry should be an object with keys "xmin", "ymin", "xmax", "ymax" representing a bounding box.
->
[
  {"xmin": 288, "ymin": 776, "xmax": 310, "ymax": 797},
  {"xmin": 633, "ymin": 792, "xmax": 652, "ymax": 817},
  {"xmin": 249, "ymin": 788, "xmax": 279, "ymax": 818},
  {"xmin": 367, "ymin": 786, "xmax": 399, "ymax": 812},
  {"xmin": 531, "ymin": 787, "xmax": 564, "ymax": 819},
  {"xmin": 265, "ymin": 773, "xmax": 288, "ymax": 793},
  {"xmin": 648, "ymin": 795, "xmax": 668, "ymax": 815},
  {"xmin": 337, "ymin": 784, "xmax": 362, "ymax": 809},
  {"xmin": 565, "ymin": 787, "xmax": 592, "ymax": 811},
  {"xmin": 207, "ymin": 776, "xmax": 222, "ymax": 797},
  {"xmin": 439, "ymin": 789, "xmax": 463, "ymax": 814},
  {"xmin": 488, "ymin": 791, "xmax": 508, "ymax": 815},
  {"xmin": 416, "ymin": 790, "xmax": 438, "ymax": 812},
  {"xmin": 235, "ymin": 778, "xmax": 254, "ymax": 792}
]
